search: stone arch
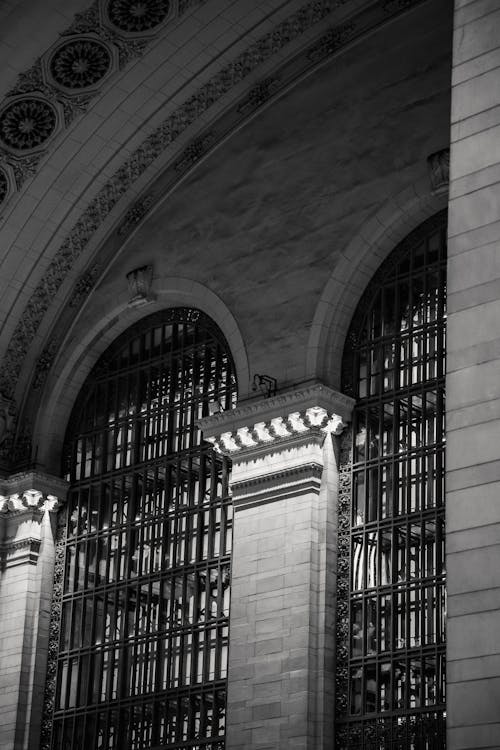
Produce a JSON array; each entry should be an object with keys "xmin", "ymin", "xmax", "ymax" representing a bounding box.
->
[
  {"xmin": 306, "ymin": 177, "xmax": 448, "ymax": 389},
  {"xmin": 34, "ymin": 277, "xmax": 249, "ymax": 473}
]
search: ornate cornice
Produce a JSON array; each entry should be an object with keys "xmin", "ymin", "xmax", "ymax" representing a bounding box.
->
[
  {"xmin": 199, "ymin": 382, "xmax": 354, "ymax": 452},
  {"xmin": 0, "ymin": 470, "xmax": 68, "ymax": 513}
]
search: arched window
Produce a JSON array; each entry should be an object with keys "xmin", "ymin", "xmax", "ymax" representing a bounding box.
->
[
  {"xmin": 48, "ymin": 308, "xmax": 237, "ymax": 750},
  {"xmin": 336, "ymin": 212, "xmax": 447, "ymax": 748}
]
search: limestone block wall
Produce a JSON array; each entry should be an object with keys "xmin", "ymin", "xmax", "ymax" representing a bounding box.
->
[{"xmin": 447, "ymin": 1, "xmax": 500, "ymax": 747}]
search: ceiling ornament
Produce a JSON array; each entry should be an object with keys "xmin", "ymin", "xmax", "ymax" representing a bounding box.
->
[
  {"xmin": 107, "ymin": 0, "xmax": 171, "ymax": 32},
  {"xmin": 49, "ymin": 38, "xmax": 112, "ymax": 89},
  {"xmin": 0, "ymin": 98, "xmax": 57, "ymax": 151}
]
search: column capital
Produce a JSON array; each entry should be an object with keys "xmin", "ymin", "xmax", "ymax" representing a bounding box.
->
[
  {"xmin": 199, "ymin": 383, "xmax": 354, "ymax": 508},
  {"xmin": 199, "ymin": 381, "xmax": 354, "ymax": 459},
  {"xmin": 0, "ymin": 471, "xmax": 69, "ymax": 567},
  {"xmin": 0, "ymin": 470, "xmax": 69, "ymax": 514}
]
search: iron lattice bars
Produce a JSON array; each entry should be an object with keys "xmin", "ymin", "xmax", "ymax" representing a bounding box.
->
[
  {"xmin": 50, "ymin": 308, "xmax": 237, "ymax": 750},
  {"xmin": 336, "ymin": 212, "xmax": 447, "ymax": 749}
]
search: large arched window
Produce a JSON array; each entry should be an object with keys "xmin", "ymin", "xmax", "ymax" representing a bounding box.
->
[
  {"xmin": 48, "ymin": 308, "xmax": 237, "ymax": 750},
  {"xmin": 336, "ymin": 212, "xmax": 447, "ymax": 748}
]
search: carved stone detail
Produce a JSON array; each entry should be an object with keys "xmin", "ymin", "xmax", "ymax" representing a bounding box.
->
[
  {"xmin": 335, "ymin": 427, "xmax": 352, "ymax": 719},
  {"xmin": 0, "ymin": 97, "xmax": 58, "ymax": 151},
  {"xmin": 49, "ymin": 38, "xmax": 112, "ymax": 89},
  {"xmin": 206, "ymin": 405, "xmax": 346, "ymax": 457},
  {"xmin": 174, "ymin": 132, "xmax": 215, "ymax": 172},
  {"xmin": 307, "ymin": 21, "xmax": 356, "ymax": 63},
  {"xmin": 0, "ymin": 165, "xmax": 9, "ymax": 203},
  {"xmin": 0, "ymin": 471, "xmax": 68, "ymax": 511},
  {"xmin": 428, "ymin": 147, "xmax": 450, "ymax": 193},
  {"xmin": 118, "ymin": 194, "xmax": 154, "ymax": 235},
  {"xmin": 126, "ymin": 264, "xmax": 154, "ymax": 304},
  {"xmin": 237, "ymin": 77, "xmax": 281, "ymax": 115},
  {"xmin": 69, "ymin": 264, "xmax": 101, "ymax": 307},
  {"xmin": 32, "ymin": 340, "xmax": 59, "ymax": 390},
  {"xmin": 107, "ymin": 0, "xmax": 171, "ymax": 33},
  {"xmin": 40, "ymin": 507, "xmax": 67, "ymax": 750},
  {"xmin": 0, "ymin": 395, "xmax": 16, "ymax": 452},
  {"xmin": 200, "ymin": 382, "xmax": 354, "ymax": 441}
]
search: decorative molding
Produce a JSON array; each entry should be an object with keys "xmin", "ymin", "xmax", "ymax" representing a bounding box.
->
[
  {"xmin": 231, "ymin": 462, "xmax": 324, "ymax": 509},
  {"xmin": 237, "ymin": 77, "xmax": 281, "ymax": 115},
  {"xmin": 0, "ymin": 470, "xmax": 69, "ymax": 511},
  {"xmin": 335, "ymin": 427, "xmax": 351, "ymax": 718},
  {"xmin": 32, "ymin": 339, "xmax": 59, "ymax": 390},
  {"xmin": 0, "ymin": 395, "xmax": 17, "ymax": 453},
  {"xmin": 428, "ymin": 147, "xmax": 449, "ymax": 194},
  {"xmin": 199, "ymin": 382, "xmax": 354, "ymax": 442},
  {"xmin": 382, "ymin": 0, "xmax": 420, "ymax": 11},
  {"xmin": 174, "ymin": 132, "xmax": 215, "ymax": 172},
  {"xmin": 126, "ymin": 264, "xmax": 154, "ymax": 304},
  {"xmin": 69, "ymin": 264, "xmax": 101, "ymax": 307},
  {"xmin": 40, "ymin": 507, "xmax": 67, "ymax": 750},
  {"xmin": 307, "ymin": 20, "xmax": 356, "ymax": 62},
  {"xmin": 118, "ymin": 194, "xmax": 154, "ymax": 235},
  {"xmin": 0, "ymin": 536, "xmax": 42, "ymax": 567},
  {"xmin": 206, "ymin": 405, "xmax": 346, "ymax": 457}
]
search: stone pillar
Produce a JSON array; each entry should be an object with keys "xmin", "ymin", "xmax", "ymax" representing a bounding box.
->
[
  {"xmin": 0, "ymin": 471, "xmax": 68, "ymax": 750},
  {"xmin": 200, "ymin": 383, "xmax": 354, "ymax": 750},
  {"xmin": 447, "ymin": 2, "xmax": 500, "ymax": 747}
]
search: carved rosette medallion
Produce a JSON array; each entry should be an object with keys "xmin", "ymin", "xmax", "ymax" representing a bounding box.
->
[
  {"xmin": 49, "ymin": 38, "xmax": 112, "ymax": 89},
  {"xmin": 107, "ymin": 0, "xmax": 170, "ymax": 32},
  {"xmin": 0, "ymin": 97, "xmax": 57, "ymax": 151}
]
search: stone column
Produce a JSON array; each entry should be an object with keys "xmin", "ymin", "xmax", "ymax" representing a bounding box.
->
[
  {"xmin": 200, "ymin": 383, "xmax": 354, "ymax": 750},
  {"xmin": 0, "ymin": 471, "xmax": 68, "ymax": 750},
  {"xmin": 447, "ymin": 2, "xmax": 500, "ymax": 747}
]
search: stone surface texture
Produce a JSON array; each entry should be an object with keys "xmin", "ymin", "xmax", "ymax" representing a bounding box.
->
[{"xmin": 447, "ymin": 1, "xmax": 500, "ymax": 747}]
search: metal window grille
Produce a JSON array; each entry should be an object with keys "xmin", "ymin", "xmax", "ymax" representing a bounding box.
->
[
  {"xmin": 336, "ymin": 212, "xmax": 447, "ymax": 749},
  {"xmin": 49, "ymin": 308, "xmax": 237, "ymax": 750}
]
